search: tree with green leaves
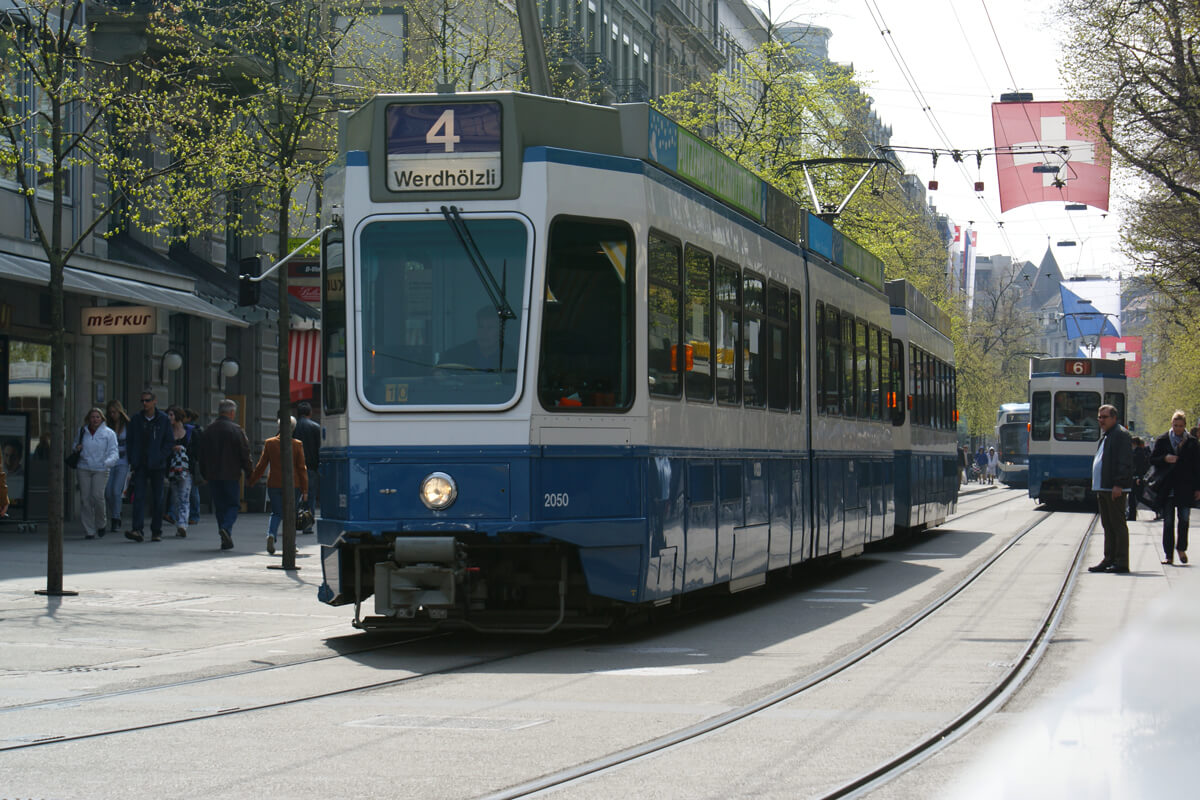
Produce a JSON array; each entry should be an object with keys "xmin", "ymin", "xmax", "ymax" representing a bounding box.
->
[
  {"xmin": 1059, "ymin": 0, "xmax": 1200, "ymax": 308},
  {"xmin": 0, "ymin": 0, "xmax": 199, "ymax": 594},
  {"xmin": 144, "ymin": 0, "xmax": 371, "ymax": 568}
]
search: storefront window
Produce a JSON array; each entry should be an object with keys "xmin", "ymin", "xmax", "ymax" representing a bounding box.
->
[{"xmin": 5, "ymin": 340, "xmax": 53, "ymax": 517}]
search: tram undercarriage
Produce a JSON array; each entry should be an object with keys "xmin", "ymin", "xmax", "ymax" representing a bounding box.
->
[{"xmin": 332, "ymin": 533, "xmax": 620, "ymax": 633}]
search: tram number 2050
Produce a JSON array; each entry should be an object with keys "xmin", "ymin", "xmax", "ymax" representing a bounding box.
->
[{"xmin": 543, "ymin": 492, "xmax": 570, "ymax": 508}]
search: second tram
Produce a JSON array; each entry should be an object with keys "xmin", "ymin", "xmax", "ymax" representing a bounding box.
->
[{"xmin": 1028, "ymin": 358, "xmax": 1126, "ymax": 504}]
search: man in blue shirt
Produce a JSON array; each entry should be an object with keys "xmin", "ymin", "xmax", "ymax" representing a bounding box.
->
[{"xmin": 1088, "ymin": 404, "xmax": 1134, "ymax": 574}]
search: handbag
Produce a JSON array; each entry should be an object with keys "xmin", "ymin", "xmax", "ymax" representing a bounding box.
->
[
  {"xmin": 64, "ymin": 427, "xmax": 84, "ymax": 469},
  {"xmin": 295, "ymin": 507, "xmax": 315, "ymax": 531},
  {"xmin": 1143, "ymin": 463, "xmax": 1172, "ymax": 511}
]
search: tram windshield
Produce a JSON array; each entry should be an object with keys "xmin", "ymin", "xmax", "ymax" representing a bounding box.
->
[
  {"xmin": 1054, "ymin": 390, "xmax": 1101, "ymax": 441},
  {"xmin": 998, "ymin": 424, "xmax": 1029, "ymax": 464},
  {"xmin": 358, "ymin": 217, "xmax": 528, "ymax": 407}
]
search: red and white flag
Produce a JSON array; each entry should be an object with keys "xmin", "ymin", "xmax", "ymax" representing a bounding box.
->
[{"xmin": 991, "ymin": 100, "xmax": 1111, "ymax": 213}]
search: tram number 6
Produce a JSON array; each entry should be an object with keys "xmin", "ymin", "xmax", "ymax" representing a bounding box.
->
[
  {"xmin": 426, "ymin": 109, "xmax": 462, "ymax": 153},
  {"xmin": 543, "ymin": 492, "xmax": 570, "ymax": 508}
]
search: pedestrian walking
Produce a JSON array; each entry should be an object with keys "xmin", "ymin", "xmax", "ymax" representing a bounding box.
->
[
  {"xmin": 986, "ymin": 446, "xmax": 999, "ymax": 485},
  {"xmin": 73, "ymin": 408, "xmax": 119, "ymax": 539},
  {"xmin": 974, "ymin": 446, "xmax": 988, "ymax": 483},
  {"xmin": 293, "ymin": 401, "xmax": 320, "ymax": 534},
  {"xmin": 125, "ymin": 390, "xmax": 173, "ymax": 543},
  {"xmin": 185, "ymin": 408, "xmax": 201, "ymax": 525},
  {"xmin": 0, "ymin": 459, "xmax": 8, "ymax": 518},
  {"xmin": 1128, "ymin": 436, "xmax": 1150, "ymax": 521},
  {"xmin": 198, "ymin": 398, "xmax": 252, "ymax": 550},
  {"xmin": 1088, "ymin": 404, "xmax": 1133, "ymax": 574},
  {"xmin": 249, "ymin": 416, "xmax": 309, "ymax": 555},
  {"xmin": 1149, "ymin": 411, "xmax": 1200, "ymax": 565},
  {"xmin": 165, "ymin": 406, "xmax": 200, "ymax": 539},
  {"xmin": 104, "ymin": 401, "xmax": 130, "ymax": 535}
]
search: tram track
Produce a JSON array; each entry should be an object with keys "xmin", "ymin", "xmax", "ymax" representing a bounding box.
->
[
  {"xmin": 475, "ymin": 507, "xmax": 1094, "ymax": 800},
  {"xmin": 0, "ymin": 632, "xmax": 600, "ymax": 752}
]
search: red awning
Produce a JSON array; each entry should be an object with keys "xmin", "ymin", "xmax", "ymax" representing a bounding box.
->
[
  {"xmin": 290, "ymin": 379, "xmax": 313, "ymax": 402},
  {"xmin": 289, "ymin": 329, "xmax": 322, "ymax": 383}
]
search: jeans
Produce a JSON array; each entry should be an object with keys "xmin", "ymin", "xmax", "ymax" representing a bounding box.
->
[
  {"xmin": 267, "ymin": 487, "xmax": 302, "ymax": 537},
  {"xmin": 105, "ymin": 462, "xmax": 129, "ymax": 526},
  {"xmin": 1163, "ymin": 492, "xmax": 1192, "ymax": 556},
  {"xmin": 169, "ymin": 472, "xmax": 193, "ymax": 533},
  {"xmin": 209, "ymin": 479, "xmax": 241, "ymax": 535},
  {"xmin": 189, "ymin": 481, "xmax": 200, "ymax": 523},
  {"xmin": 78, "ymin": 468, "xmax": 109, "ymax": 536},
  {"xmin": 130, "ymin": 467, "xmax": 166, "ymax": 536},
  {"xmin": 303, "ymin": 468, "xmax": 318, "ymax": 528}
]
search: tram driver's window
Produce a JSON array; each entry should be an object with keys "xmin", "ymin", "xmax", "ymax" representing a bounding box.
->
[
  {"xmin": 538, "ymin": 217, "xmax": 635, "ymax": 411},
  {"xmin": 1053, "ymin": 390, "xmax": 1100, "ymax": 441}
]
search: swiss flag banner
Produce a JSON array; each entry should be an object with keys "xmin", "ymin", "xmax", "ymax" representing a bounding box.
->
[{"xmin": 991, "ymin": 101, "xmax": 1111, "ymax": 213}]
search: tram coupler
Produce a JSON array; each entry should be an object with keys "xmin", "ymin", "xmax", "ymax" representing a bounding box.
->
[{"xmin": 374, "ymin": 536, "xmax": 461, "ymax": 619}]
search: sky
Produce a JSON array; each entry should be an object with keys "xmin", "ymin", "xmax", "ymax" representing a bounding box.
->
[{"xmin": 781, "ymin": 0, "xmax": 1123, "ymax": 279}]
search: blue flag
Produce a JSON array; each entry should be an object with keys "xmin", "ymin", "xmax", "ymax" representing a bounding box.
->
[{"xmin": 1060, "ymin": 283, "xmax": 1119, "ymax": 339}]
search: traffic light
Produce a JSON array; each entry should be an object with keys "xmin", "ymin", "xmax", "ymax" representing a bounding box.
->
[{"xmin": 238, "ymin": 256, "xmax": 260, "ymax": 307}]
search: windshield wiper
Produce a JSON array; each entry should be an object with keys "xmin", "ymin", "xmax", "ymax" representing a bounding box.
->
[{"xmin": 441, "ymin": 206, "xmax": 517, "ymax": 322}]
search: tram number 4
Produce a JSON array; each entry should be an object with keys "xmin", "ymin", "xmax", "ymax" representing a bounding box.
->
[
  {"xmin": 543, "ymin": 492, "xmax": 570, "ymax": 508},
  {"xmin": 426, "ymin": 109, "xmax": 462, "ymax": 153}
]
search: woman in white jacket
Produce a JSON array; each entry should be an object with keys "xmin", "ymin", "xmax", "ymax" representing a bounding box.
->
[
  {"xmin": 986, "ymin": 446, "xmax": 1000, "ymax": 485},
  {"xmin": 73, "ymin": 408, "xmax": 119, "ymax": 539}
]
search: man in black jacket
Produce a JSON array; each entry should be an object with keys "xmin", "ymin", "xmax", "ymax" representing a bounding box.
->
[
  {"xmin": 199, "ymin": 399, "xmax": 253, "ymax": 550},
  {"xmin": 1149, "ymin": 411, "xmax": 1200, "ymax": 565},
  {"xmin": 293, "ymin": 401, "xmax": 320, "ymax": 535},
  {"xmin": 125, "ymin": 390, "xmax": 173, "ymax": 542},
  {"xmin": 1088, "ymin": 404, "xmax": 1134, "ymax": 574},
  {"xmin": 1128, "ymin": 436, "xmax": 1151, "ymax": 521}
]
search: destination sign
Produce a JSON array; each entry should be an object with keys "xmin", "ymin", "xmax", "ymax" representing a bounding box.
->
[{"xmin": 385, "ymin": 102, "xmax": 502, "ymax": 192}]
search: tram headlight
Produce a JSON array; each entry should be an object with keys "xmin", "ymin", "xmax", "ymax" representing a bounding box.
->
[{"xmin": 419, "ymin": 472, "xmax": 458, "ymax": 510}]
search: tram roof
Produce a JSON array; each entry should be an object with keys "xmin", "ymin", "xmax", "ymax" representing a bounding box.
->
[
  {"xmin": 339, "ymin": 91, "xmax": 886, "ymax": 291},
  {"xmin": 885, "ymin": 279, "xmax": 952, "ymax": 339}
]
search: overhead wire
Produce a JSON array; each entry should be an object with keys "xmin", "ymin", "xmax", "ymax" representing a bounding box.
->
[{"xmin": 860, "ymin": 0, "xmax": 1022, "ymax": 261}]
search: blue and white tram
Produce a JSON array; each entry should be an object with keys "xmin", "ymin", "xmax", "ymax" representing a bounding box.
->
[
  {"xmin": 885, "ymin": 280, "xmax": 959, "ymax": 529},
  {"xmin": 315, "ymin": 92, "xmax": 957, "ymax": 630},
  {"xmin": 995, "ymin": 402, "xmax": 1030, "ymax": 488},
  {"xmin": 1027, "ymin": 358, "xmax": 1127, "ymax": 504}
]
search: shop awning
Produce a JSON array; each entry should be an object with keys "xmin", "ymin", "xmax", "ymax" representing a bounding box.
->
[
  {"xmin": 0, "ymin": 251, "xmax": 249, "ymax": 327},
  {"xmin": 289, "ymin": 329, "xmax": 322, "ymax": 383}
]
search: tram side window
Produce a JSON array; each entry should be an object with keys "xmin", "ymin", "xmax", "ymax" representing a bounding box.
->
[
  {"xmin": 909, "ymin": 345, "xmax": 920, "ymax": 426},
  {"xmin": 867, "ymin": 324, "xmax": 880, "ymax": 420},
  {"xmin": 790, "ymin": 290, "xmax": 803, "ymax": 412},
  {"xmin": 820, "ymin": 303, "xmax": 841, "ymax": 415},
  {"xmin": 767, "ymin": 281, "xmax": 789, "ymax": 410},
  {"xmin": 538, "ymin": 217, "xmax": 635, "ymax": 411},
  {"xmin": 715, "ymin": 260, "xmax": 741, "ymax": 405},
  {"xmin": 684, "ymin": 245, "xmax": 714, "ymax": 403},
  {"xmin": 743, "ymin": 271, "xmax": 766, "ymax": 408},
  {"xmin": 1031, "ymin": 391, "xmax": 1051, "ymax": 440},
  {"xmin": 1053, "ymin": 390, "xmax": 1100, "ymax": 441},
  {"xmin": 877, "ymin": 328, "xmax": 889, "ymax": 422},
  {"xmin": 322, "ymin": 228, "xmax": 347, "ymax": 415},
  {"xmin": 841, "ymin": 314, "xmax": 855, "ymax": 417},
  {"xmin": 889, "ymin": 338, "xmax": 905, "ymax": 425},
  {"xmin": 855, "ymin": 319, "xmax": 869, "ymax": 419},
  {"xmin": 1105, "ymin": 392, "xmax": 1126, "ymax": 426},
  {"xmin": 647, "ymin": 233, "xmax": 682, "ymax": 398}
]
